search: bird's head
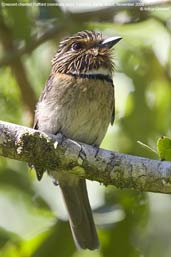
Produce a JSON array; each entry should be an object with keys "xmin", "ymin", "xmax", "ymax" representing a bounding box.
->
[{"xmin": 52, "ymin": 30, "xmax": 122, "ymax": 77}]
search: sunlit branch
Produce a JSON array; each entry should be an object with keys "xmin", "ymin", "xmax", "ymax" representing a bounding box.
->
[{"xmin": 0, "ymin": 120, "xmax": 171, "ymax": 194}]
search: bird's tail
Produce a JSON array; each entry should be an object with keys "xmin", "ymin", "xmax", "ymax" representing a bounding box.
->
[{"xmin": 59, "ymin": 178, "xmax": 99, "ymax": 250}]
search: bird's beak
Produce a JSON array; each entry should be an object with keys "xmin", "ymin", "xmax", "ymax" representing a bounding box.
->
[{"xmin": 99, "ymin": 36, "xmax": 122, "ymax": 49}]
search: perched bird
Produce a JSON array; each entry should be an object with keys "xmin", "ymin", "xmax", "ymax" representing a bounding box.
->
[{"xmin": 33, "ymin": 30, "xmax": 122, "ymax": 250}]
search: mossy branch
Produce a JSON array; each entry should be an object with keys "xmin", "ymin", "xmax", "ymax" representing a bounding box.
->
[{"xmin": 0, "ymin": 120, "xmax": 171, "ymax": 193}]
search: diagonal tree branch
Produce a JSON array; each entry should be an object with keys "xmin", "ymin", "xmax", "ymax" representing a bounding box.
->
[
  {"xmin": 0, "ymin": 25, "xmax": 62, "ymax": 68},
  {"xmin": 0, "ymin": 120, "xmax": 171, "ymax": 193},
  {"xmin": 0, "ymin": 12, "xmax": 37, "ymax": 117}
]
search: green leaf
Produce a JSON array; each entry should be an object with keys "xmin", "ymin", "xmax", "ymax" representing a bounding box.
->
[{"xmin": 157, "ymin": 136, "xmax": 171, "ymax": 161}]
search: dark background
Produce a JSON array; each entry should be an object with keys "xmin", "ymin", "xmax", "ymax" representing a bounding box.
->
[{"xmin": 0, "ymin": 0, "xmax": 171, "ymax": 256}]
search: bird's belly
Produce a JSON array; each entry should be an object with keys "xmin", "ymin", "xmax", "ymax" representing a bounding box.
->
[
  {"xmin": 37, "ymin": 77, "xmax": 114, "ymax": 145},
  {"xmin": 61, "ymin": 107, "xmax": 109, "ymax": 145},
  {"xmin": 59, "ymin": 79, "xmax": 114, "ymax": 145}
]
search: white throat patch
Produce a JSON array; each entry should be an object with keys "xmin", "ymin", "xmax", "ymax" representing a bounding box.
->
[
  {"xmin": 72, "ymin": 68, "xmax": 112, "ymax": 78},
  {"xmin": 84, "ymin": 68, "xmax": 112, "ymax": 77}
]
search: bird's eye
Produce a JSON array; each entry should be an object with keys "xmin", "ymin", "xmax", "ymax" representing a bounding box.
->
[{"xmin": 72, "ymin": 42, "xmax": 83, "ymax": 51}]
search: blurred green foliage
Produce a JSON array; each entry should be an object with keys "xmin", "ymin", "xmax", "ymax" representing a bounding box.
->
[{"xmin": 0, "ymin": 0, "xmax": 171, "ymax": 257}]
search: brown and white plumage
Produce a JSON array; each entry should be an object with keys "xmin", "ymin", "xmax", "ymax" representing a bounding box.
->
[{"xmin": 34, "ymin": 30, "xmax": 121, "ymax": 250}]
